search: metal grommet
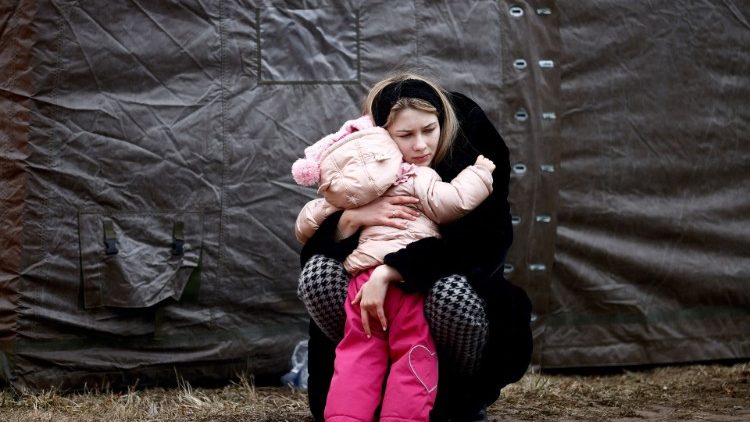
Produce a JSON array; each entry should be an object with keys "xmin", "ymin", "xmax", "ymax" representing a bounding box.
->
[
  {"xmin": 513, "ymin": 59, "xmax": 528, "ymax": 70},
  {"xmin": 503, "ymin": 263, "xmax": 515, "ymax": 274},
  {"xmin": 511, "ymin": 215, "xmax": 522, "ymax": 225},
  {"xmin": 540, "ymin": 164, "xmax": 555, "ymax": 173},
  {"xmin": 529, "ymin": 263, "xmax": 547, "ymax": 272},
  {"xmin": 514, "ymin": 109, "xmax": 529, "ymax": 121},
  {"xmin": 513, "ymin": 163, "xmax": 527, "ymax": 174},
  {"xmin": 536, "ymin": 8, "xmax": 552, "ymax": 16},
  {"xmin": 535, "ymin": 214, "xmax": 552, "ymax": 223},
  {"xmin": 539, "ymin": 60, "xmax": 555, "ymax": 68},
  {"xmin": 510, "ymin": 6, "xmax": 524, "ymax": 17}
]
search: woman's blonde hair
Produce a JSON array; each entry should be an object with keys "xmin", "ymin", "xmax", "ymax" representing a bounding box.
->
[{"xmin": 362, "ymin": 72, "xmax": 458, "ymax": 166}]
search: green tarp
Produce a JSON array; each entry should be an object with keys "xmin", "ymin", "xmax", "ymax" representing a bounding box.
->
[{"xmin": 1, "ymin": 0, "xmax": 748, "ymax": 390}]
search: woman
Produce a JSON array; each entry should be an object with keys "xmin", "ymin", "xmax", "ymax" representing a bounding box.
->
[{"xmin": 297, "ymin": 72, "xmax": 533, "ymax": 421}]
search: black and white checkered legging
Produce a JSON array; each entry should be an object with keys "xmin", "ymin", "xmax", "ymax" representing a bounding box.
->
[{"xmin": 297, "ymin": 255, "xmax": 488, "ymax": 375}]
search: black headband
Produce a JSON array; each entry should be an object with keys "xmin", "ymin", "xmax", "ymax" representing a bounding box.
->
[{"xmin": 371, "ymin": 79, "xmax": 445, "ymax": 127}]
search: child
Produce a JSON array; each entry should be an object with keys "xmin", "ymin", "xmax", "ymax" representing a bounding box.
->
[{"xmin": 292, "ymin": 114, "xmax": 494, "ymax": 422}]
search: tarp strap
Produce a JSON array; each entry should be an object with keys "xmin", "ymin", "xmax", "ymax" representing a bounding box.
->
[
  {"xmin": 172, "ymin": 221, "xmax": 185, "ymax": 256},
  {"xmin": 102, "ymin": 220, "xmax": 118, "ymax": 255},
  {"xmin": 179, "ymin": 254, "xmax": 201, "ymax": 303}
]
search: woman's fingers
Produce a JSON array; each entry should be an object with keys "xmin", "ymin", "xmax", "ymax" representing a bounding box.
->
[
  {"xmin": 359, "ymin": 303, "xmax": 387, "ymax": 339},
  {"xmin": 387, "ymin": 207, "xmax": 419, "ymax": 220},
  {"xmin": 360, "ymin": 306, "xmax": 372, "ymax": 338},
  {"xmin": 376, "ymin": 306, "xmax": 387, "ymax": 332},
  {"xmin": 344, "ymin": 195, "xmax": 419, "ymax": 231},
  {"xmin": 375, "ymin": 196, "xmax": 419, "ymax": 230},
  {"xmin": 387, "ymin": 196, "xmax": 420, "ymax": 219},
  {"xmin": 388, "ymin": 195, "xmax": 420, "ymax": 206},
  {"xmin": 352, "ymin": 289, "xmax": 362, "ymax": 305},
  {"xmin": 354, "ymin": 266, "xmax": 393, "ymax": 338},
  {"xmin": 381, "ymin": 216, "xmax": 409, "ymax": 230}
]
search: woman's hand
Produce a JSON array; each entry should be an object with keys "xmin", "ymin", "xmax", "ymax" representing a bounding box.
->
[
  {"xmin": 336, "ymin": 195, "xmax": 420, "ymax": 239},
  {"xmin": 352, "ymin": 265, "xmax": 403, "ymax": 338}
]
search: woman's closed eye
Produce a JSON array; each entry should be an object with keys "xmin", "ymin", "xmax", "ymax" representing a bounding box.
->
[{"xmin": 396, "ymin": 127, "xmax": 434, "ymax": 138}]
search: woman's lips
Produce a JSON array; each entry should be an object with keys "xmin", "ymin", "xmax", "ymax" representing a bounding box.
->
[{"xmin": 412, "ymin": 154, "xmax": 430, "ymax": 164}]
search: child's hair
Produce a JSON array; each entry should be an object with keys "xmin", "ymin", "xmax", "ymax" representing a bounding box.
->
[{"xmin": 362, "ymin": 72, "xmax": 458, "ymax": 166}]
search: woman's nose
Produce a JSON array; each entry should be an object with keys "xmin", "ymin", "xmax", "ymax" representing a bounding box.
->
[{"xmin": 414, "ymin": 135, "xmax": 427, "ymax": 150}]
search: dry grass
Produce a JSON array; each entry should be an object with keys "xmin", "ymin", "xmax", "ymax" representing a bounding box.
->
[
  {"xmin": 493, "ymin": 361, "xmax": 750, "ymax": 421},
  {"xmin": 0, "ymin": 376, "xmax": 312, "ymax": 422},
  {"xmin": 0, "ymin": 362, "xmax": 747, "ymax": 421}
]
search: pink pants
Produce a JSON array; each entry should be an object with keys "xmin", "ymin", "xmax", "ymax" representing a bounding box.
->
[{"xmin": 325, "ymin": 268, "xmax": 438, "ymax": 422}]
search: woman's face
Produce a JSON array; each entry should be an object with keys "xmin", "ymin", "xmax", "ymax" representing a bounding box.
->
[{"xmin": 387, "ymin": 107, "xmax": 441, "ymax": 167}]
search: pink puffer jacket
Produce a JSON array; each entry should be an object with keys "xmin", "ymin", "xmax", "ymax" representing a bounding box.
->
[
  {"xmin": 316, "ymin": 126, "xmax": 404, "ymax": 209},
  {"xmin": 295, "ymin": 127, "xmax": 493, "ymax": 273}
]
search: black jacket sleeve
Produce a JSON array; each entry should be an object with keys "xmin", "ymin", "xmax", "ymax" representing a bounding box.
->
[
  {"xmin": 384, "ymin": 92, "xmax": 513, "ymax": 294},
  {"xmin": 299, "ymin": 210, "xmax": 360, "ymax": 266}
]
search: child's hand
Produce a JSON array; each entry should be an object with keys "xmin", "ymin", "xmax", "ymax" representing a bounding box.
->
[{"xmin": 474, "ymin": 155, "xmax": 495, "ymax": 172}]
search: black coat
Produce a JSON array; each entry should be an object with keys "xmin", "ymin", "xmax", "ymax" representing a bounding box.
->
[{"xmin": 300, "ymin": 92, "xmax": 532, "ymax": 421}]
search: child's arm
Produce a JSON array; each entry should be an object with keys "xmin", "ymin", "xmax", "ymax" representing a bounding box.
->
[
  {"xmin": 414, "ymin": 155, "xmax": 495, "ymax": 225},
  {"xmin": 295, "ymin": 198, "xmax": 341, "ymax": 244}
]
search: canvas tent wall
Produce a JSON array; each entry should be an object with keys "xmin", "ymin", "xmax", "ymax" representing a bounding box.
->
[{"xmin": 1, "ymin": 0, "xmax": 749, "ymax": 390}]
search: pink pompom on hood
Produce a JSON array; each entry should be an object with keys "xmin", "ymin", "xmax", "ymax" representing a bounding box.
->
[{"xmin": 291, "ymin": 115, "xmax": 375, "ymax": 186}]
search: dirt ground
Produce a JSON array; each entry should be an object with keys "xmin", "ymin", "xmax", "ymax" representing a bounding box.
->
[
  {"xmin": 0, "ymin": 362, "xmax": 747, "ymax": 421},
  {"xmin": 490, "ymin": 362, "xmax": 749, "ymax": 421}
]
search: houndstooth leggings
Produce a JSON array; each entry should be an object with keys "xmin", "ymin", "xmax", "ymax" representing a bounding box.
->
[{"xmin": 297, "ymin": 255, "xmax": 488, "ymax": 375}]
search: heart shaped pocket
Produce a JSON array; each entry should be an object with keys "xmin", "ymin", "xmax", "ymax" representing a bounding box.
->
[{"xmin": 408, "ymin": 344, "xmax": 438, "ymax": 393}]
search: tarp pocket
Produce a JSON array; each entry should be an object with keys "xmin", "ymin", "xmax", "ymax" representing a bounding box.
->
[{"xmin": 78, "ymin": 210, "xmax": 203, "ymax": 309}]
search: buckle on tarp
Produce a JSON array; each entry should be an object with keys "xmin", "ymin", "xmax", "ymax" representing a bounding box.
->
[
  {"xmin": 172, "ymin": 221, "xmax": 185, "ymax": 256},
  {"xmin": 103, "ymin": 220, "xmax": 118, "ymax": 255}
]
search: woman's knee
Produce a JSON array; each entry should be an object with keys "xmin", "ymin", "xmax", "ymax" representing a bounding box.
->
[
  {"xmin": 297, "ymin": 255, "xmax": 350, "ymax": 342},
  {"xmin": 297, "ymin": 255, "xmax": 349, "ymax": 305},
  {"xmin": 425, "ymin": 275, "xmax": 488, "ymax": 330},
  {"xmin": 425, "ymin": 275, "xmax": 488, "ymax": 375}
]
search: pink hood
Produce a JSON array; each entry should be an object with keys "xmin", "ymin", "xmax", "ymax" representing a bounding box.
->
[
  {"xmin": 292, "ymin": 115, "xmax": 413, "ymax": 209},
  {"xmin": 317, "ymin": 126, "xmax": 403, "ymax": 209}
]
